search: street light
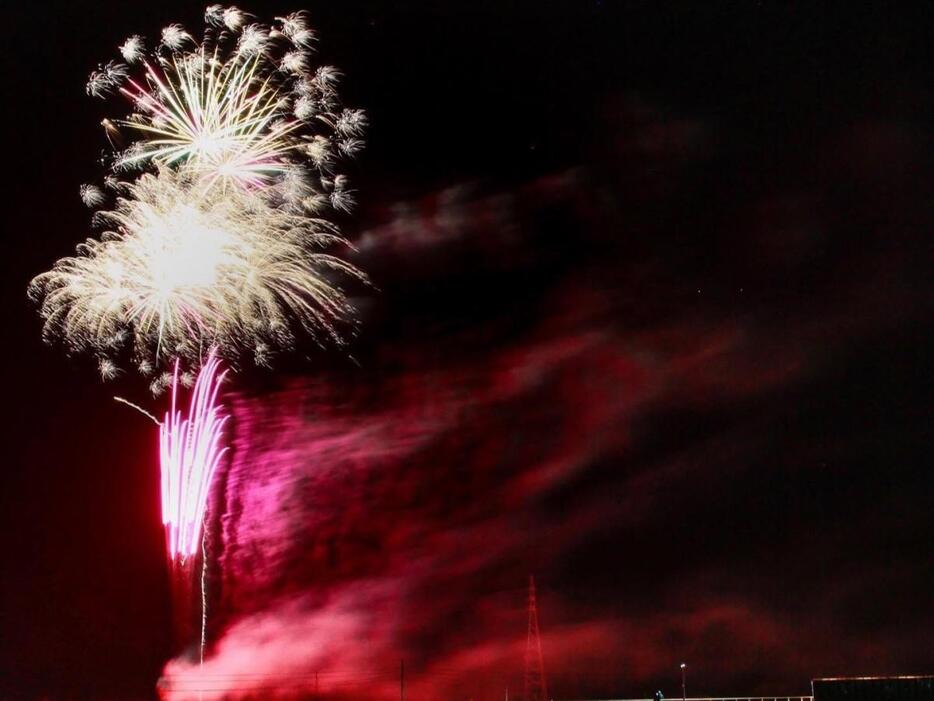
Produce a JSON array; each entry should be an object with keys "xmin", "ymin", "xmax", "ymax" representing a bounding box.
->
[{"xmin": 680, "ymin": 663, "xmax": 686, "ymax": 701}]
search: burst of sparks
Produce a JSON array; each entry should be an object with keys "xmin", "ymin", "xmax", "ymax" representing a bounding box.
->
[
  {"xmin": 161, "ymin": 24, "xmax": 193, "ymax": 51},
  {"xmin": 280, "ymin": 50, "xmax": 308, "ymax": 74},
  {"xmin": 159, "ymin": 353, "xmax": 228, "ymax": 560},
  {"xmin": 117, "ymin": 52, "xmax": 303, "ymax": 189},
  {"xmin": 119, "ymin": 35, "xmax": 145, "ymax": 64},
  {"xmin": 29, "ymin": 168, "xmax": 365, "ymax": 371},
  {"xmin": 33, "ymin": 6, "xmax": 369, "ymax": 377},
  {"xmin": 79, "ymin": 184, "xmax": 107, "ymax": 208},
  {"xmin": 237, "ymin": 24, "xmax": 268, "ymax": 56},
  {"xmin": 97, "ymin": 8, "xmax": 364, "ymax": 194},
  {"xmin": 204, "ymin": 5, "xmax": 225, "ymax": 27},
  {"xmin": 275, "ymin": 11, "xmax": 310, "ymax": 41},
  {"xmin": 87, "ymin": 61, "xmax": 129, "ymax": 98},
  {"xmin": 222, "ymin": 6, "xmax": 248, "ymax": 31}
]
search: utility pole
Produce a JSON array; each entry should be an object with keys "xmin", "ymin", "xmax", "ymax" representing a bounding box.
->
[
  {"xmin": 524, "ymin": 576, "xmax": 548, "ymax": 701},
  {"xmin": 680, "ymin": 663, "xmax": 686, "ymax": 701}
]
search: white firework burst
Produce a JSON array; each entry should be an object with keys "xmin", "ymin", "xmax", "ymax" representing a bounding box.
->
[
  {"xmin": 338, "ymin": 137, "xmax": 365, "ymax": 157},
  {"xmin": 204, "ymin": 5, "xmax": 225, "ymax": 27},
  {"xmin": 115, "ymin": 52, "xmax": 303, "ymax": 188},
  {"xmin": 30, "ymin": 169, "xmax": 366, "ymax": 371},
  {"xmin": 36, "ymin": 7, "xmax": 370, "ymax": 377},
  {"xmin": 276, "ymin": 11, "xmax": 317, "ymax": 49},
  {"xmin": 291, "ymin": 28, "xmax": 317, "ymax": 48},
  {"xmin": 104, "ymin": 61, "xmax": 130, "ymax": 86},
  {"xmin": 302, "ymin": 192, "xmax": 330, "ymax": 214},
  {"xmin": 222, "ymin": 6, "xmax": 249, "ymax": 31},
  {"xmin": 294, "ymin": 94, "xmax": 316, "ymax": 121},
  {"xmin": 103, "ymin": 175, "xmax": 131, "ymax": 192},
  {"xmin": 275, "ymin": 11, "xmax": 310, "ymax": 39},
  {"xmin": 87, "ymin": 62, "xmax": 127, "ymax": 98},
  {"xmin": 329, "ymin": 175, "xmax": 356, "ymax": 213},
  {"xmin": 79, "ymin": 184, "xmax": 107, "ymax": 208},
  {"xmin": 161, "ymin": 24, "xmax": 193, "ymax": 51},
  {"xmin": 237, "ymin": 23, "xmax": 268, "ymax": 56},
  {"xmin": 119, "ymin": 35, "xmax": 145, "ymax": 63},
  {"xmin": 336, "ymin": 108, "xmax": 368, "ymax": 136},
  {"xmin": 98, "ymin": 357, "xmax": 121, "ymax": 380},
  {"xmin": 96, "ymin": 14, "xmax": 365, "ymax": 195},
  {"xmin": 305, "ymin": 136, "xmax": 332, "ymax": 168},
  {"xmin": 280, "ymin": 50, "xmax": 309, "ymax": 74},
  {"xmin": 314, "ymin": 65, "xmax": 342, "ymax": 89}
]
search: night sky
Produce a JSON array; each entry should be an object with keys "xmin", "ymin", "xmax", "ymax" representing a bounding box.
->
[{"xmin": 2, "ymin": 2, "xmax": 933, "ymax": 700}]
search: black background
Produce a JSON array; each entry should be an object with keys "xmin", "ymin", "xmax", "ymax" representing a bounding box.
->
[{"xmin": 1, "ymin": 2, "xmax": 933, "ymax": 699}]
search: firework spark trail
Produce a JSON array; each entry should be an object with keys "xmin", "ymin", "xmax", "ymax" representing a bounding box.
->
[
  {"xmin": 160, "ymin": 352, "xmax": 228, "ymax": 560},
  {"xmin": 113, "ymin": 395, "xmax": 161, "ymax": 425}
]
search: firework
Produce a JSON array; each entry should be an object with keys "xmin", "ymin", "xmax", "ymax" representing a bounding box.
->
[
  {"xmin": 87, "ymin": 8, "xmax": 364, "ymax": 196},
  {"xmin": 29, "ymin": 168, "xmax": 365, "ymax": 372},
  {"xmin": 30, "ymin": 3, "xmax": 371, "ymax": 670},
  {"xmin": 160, "ymin": 352, "xmax": 228, "ymax": 560},
  {"xmin": 31, "ymin": 6, "xmax": 368, "ymax": 377}
]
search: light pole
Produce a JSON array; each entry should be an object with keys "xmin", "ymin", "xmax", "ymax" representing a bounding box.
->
[{"xmin": 680, "ymin": 663, "xmax": 686, "ymax": 701}]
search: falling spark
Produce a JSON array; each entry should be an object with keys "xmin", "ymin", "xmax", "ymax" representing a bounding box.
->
[
  {"xmin": 159, "ymin": 353, "xmax": 228, "ymax": 560},
  {"xmin": 113, "ymin": 395, "xmax": 161, "ymax": 425}
]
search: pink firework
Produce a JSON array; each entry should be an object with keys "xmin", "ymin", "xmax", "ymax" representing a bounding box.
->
[{"xmin": 159, "ymin": 353, "xmax": 229, "ymax": 560}]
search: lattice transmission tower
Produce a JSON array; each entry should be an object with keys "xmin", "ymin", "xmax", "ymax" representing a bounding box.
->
[{"xmin": 524, "ymin": 575, "xmax": 548, "ymax": 701}]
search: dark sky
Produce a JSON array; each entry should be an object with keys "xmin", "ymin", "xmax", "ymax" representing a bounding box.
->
[{"xmin": 2, "ymin": 2, "xmax": 933, "ymax": 700}]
